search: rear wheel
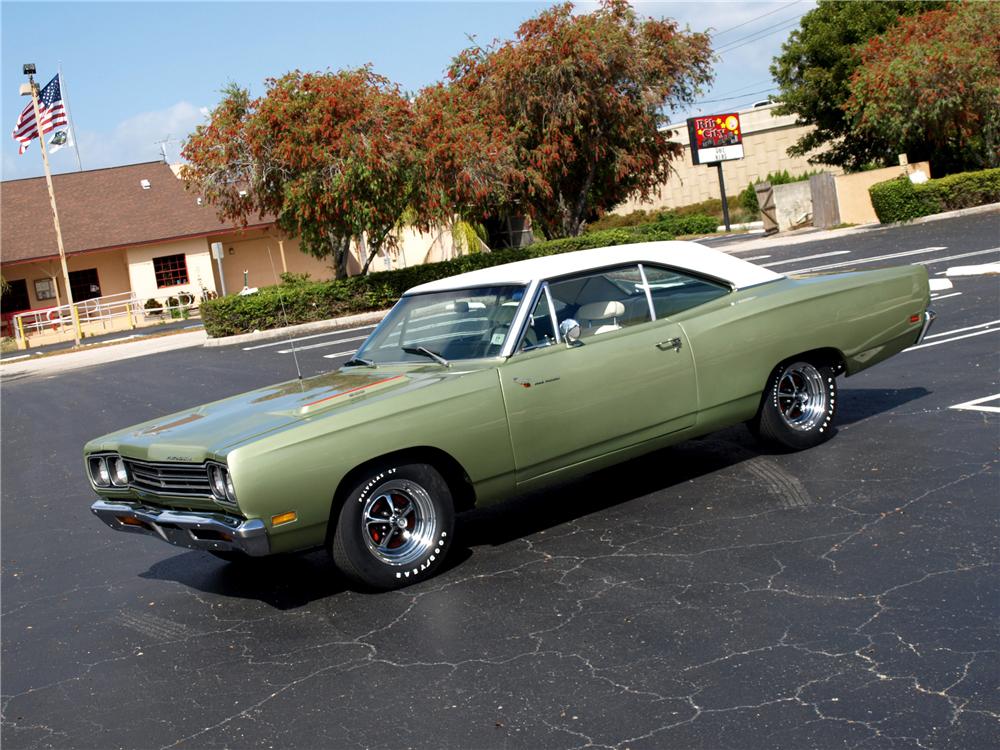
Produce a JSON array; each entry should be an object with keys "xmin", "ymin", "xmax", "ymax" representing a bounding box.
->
[
  {"xmin": 331, "ymin": 462, "xmax": 454, "ymax": 590},
  {"xmin": 756, "ymin": 361, "xmax": 837, "ymax": 450}
]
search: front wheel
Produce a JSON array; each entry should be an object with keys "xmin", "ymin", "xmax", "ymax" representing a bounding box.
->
[
  {"xmin": 756, "ymin": 361, "xmax": 838, "ymax": 450},
  {"xmin": 331, "ymin": 463, "xmax": 454, "ymax": 590}
]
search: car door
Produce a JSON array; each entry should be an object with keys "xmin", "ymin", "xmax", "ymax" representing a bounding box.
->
[{"xmin": 500, "ymin": 264, "xmax": 698, "ymax": 484}]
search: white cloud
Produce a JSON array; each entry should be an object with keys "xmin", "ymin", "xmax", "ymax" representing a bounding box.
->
[
  {"xmin": 77, "ymin": 100, "xmax": 207, "ymax": 170},
  {"xmin": 3, "ymin": 101, "xmax": 207, "ymax": 180}
]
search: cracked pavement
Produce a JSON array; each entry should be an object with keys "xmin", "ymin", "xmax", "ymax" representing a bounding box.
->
[{"xmin": 2, "ymin": 214, "xmax": 998, "ymax": 749}]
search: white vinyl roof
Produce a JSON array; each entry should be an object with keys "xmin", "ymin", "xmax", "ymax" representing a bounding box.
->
[{"xmin": 406, "ymin": 241, "xmax": 784, "ymax": 295}]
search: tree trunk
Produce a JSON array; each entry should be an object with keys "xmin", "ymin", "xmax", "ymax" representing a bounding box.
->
[
  {"xmin": 330, "ymin": 232, "xmax": 352, "ymax": 279},
  {"xmin": 568, "ymin": 164, "xmax": 597, "ymax": 237},
  {"xmin": 359, "ymin": 233, "xmax": 383, "ymax": 275}
]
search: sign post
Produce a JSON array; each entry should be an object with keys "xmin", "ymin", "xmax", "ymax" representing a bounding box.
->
[
  {"xmin": 686, "ymin": 113, "xmax": 745, "ymax": 233},
  {"xmin": 210, "ymin": 242, "xmax": 227, "ymax": 296}
]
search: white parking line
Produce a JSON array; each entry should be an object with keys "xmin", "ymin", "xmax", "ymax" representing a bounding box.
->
[
  {"xmin": 322, "ymin": 349, "xmax": 361, "ymax": 360},
  {"xmin": 242, "ymin": 324, "xmax": 376, "ymax": 350},
  {"xmin": 762, "ymin": 250, "xmax": 850, "ymax": 267},
  {"xmin": 950, "ymin": 394, "xmax": 1000, "ymax": 414},
  {"xmin": 924, "ymin": 319, "xmax": 1000, "ymax": 339},
  {"xmin": 915, "ymin": 248, "xmax": 1000, "ymax": 266},
  {"xmin": 743, "ymin": 255, "xmax": 771, "ymax": 261},
  {"xmin": 788, "ymin": 246, "xmax": 947, "ymax": 274},
  {"xmin": 277, "ymin": 334, "xmax": 370, "ymax": 354},
  {"xmin": 907, "ymin": 327, "xmax": 999, "ymax": 351},
  {"xmin": 930, "ymin": 292, "xmax": 963, "ymax": 301}
]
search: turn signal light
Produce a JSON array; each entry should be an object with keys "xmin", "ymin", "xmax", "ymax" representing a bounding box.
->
[
  {"xmin": 271, "ymin": 511, "xmax": 297, "ymax": 526},
  {"xmin": 118, "ymin": 516, "xmax": 145, "ymax": 527}
]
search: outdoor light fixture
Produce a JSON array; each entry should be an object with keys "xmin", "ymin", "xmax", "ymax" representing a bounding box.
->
[{"xmin": 22, "ymin": 63, "xmax": 35, "ymax": 75}]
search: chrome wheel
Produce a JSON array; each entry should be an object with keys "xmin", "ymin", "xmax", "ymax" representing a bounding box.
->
[
  {"xmin": 361, "ymin": 479, "xmax": 438, "ymax": 567},
  {"xmin": 775, "ymin": 362, "xmax": 827, "ymax": 432}
]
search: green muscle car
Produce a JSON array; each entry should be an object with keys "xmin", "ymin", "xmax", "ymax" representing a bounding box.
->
[{"xmin": 86, "ymin": 241, "xmax": 935, "ymax": 589}]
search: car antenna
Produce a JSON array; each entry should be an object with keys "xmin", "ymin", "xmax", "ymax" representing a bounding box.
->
[{"xmin": 266, "ymin": 246, "xmax": 304, "ymax": 384}]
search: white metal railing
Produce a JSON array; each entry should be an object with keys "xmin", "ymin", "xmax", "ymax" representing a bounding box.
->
[{"xmin": 11, "ymin": 290, "xmax": 197, "ymax": 347}]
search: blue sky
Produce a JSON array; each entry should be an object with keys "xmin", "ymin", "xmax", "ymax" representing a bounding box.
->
[{"xmin": 2, "ymin": 0, "xmax": 814, "ymax": 181}]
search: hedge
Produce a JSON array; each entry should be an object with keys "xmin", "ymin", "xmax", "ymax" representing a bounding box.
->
[
  {"xmin": 586, "ymin": 211, "xmax": 718, "ymax": 235},
  {"xmin": 868, "ymin": 167, "xmax": 1000, "ymax": 223},
  {"xmin": 201, "ymin": 224, "xmax": 684, "ymax": 337}
]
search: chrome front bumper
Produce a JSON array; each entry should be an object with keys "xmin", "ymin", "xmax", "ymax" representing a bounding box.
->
[
  {"xmin": 915, "ymin": 309, "xmax": 937, "ymax": 345},
  {"xmin": 91, "ymin": 499, "xmax": 270, "ymax": 557}
]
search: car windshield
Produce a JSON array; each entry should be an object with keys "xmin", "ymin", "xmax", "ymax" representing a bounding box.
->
[{"xmin": 355, "ymin": 285, "xmax": 527, "ymax": 364}]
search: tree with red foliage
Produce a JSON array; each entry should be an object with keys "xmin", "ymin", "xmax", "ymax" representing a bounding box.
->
[
  {"xmin": 447, "ymin": 0, "xmax": 712, "ymax": 238},
  {"xmin": 183, "ymin": 69, "xmax": 419, "ymax": 278},
  {"xmin": 845, "ymin": 2, "xmax": 1000, "ymax": 175}
]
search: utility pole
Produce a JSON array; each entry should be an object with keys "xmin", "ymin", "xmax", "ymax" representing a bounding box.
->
[{"xmin": 21, "ymin": 64, "xmax": 81, "ymax": 346}]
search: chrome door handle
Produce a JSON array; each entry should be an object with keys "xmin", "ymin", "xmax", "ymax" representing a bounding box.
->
[{"xmin": 656, "ymin": 338, "xmax": 682, "ymax": 352}]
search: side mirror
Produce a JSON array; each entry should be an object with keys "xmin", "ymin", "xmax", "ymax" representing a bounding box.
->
[{"xmin": 559, "ymin": 318, "xmax": 581, "ymax": 346}]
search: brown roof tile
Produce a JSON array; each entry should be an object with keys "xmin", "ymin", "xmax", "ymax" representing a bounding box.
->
[{"xmin": 1, "ymin": 161, "xmax": 270, "ymax": 265}]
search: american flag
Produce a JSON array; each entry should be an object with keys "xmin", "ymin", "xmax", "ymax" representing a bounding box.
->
[{"xmin": 12, "ymin": 74, "xmax": 69, "ymax": 155}]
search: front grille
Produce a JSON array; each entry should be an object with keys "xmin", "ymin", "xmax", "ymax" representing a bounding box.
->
[{"xmin": 124, "ymin": 459, "xmax": 212, "ymax": 498}]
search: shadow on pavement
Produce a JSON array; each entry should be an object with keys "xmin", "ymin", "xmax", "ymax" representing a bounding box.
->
[{"xmin": 141, "ymin": 548, "xmax": 346, "ymax": 609}]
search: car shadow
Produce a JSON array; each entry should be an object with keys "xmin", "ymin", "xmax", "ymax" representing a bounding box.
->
[
  {"xmin": 141, "ymin": 386, "xmax": 928, "ymax": 605},
  {"xmin": 140, "ymin": 548, "xmax": 347, "ymax": 610},
  {"xmin": 834, "ymin": 386, "xmax": 930, "ymax": 426},
  {"xmin": 456, "ymin": 386, "xmax": 931, "ymax": 549}
]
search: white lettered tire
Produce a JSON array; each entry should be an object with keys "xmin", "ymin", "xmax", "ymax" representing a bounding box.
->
[
  {"xmin": 756, "ymin": 361, "xmax": 838, "ymax": 450},
  {"xmin": 331, "ymin": 462, "xmax": 454, "ymax": 590}
]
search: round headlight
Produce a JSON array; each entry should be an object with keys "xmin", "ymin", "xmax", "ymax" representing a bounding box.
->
[
  {"xmin": 90, "ymin": 456, "xmax": 110, "ymax": 487},
  {"xmin": 224, "ymin": 473, "xmax": 237, "ymax": 504},
  {"xmin": 111, "ymin": 456, "xmax": 129, "ymax": 486}
]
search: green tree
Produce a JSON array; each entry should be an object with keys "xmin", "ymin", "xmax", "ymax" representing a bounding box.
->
[
  {"xmin": 448, "ymin": 0, "xmax": 713, "ymax": 238},
  {"xmin": 771, "ymin": 0, "xmax": 944, "ymax": 170},
  {"xmin": 846, "ymin": 2, "xmax": 1000, "ymax": 175},
  {"xmin": 182, "ymin": 70, "xmax": 420, "ymax": 278}
]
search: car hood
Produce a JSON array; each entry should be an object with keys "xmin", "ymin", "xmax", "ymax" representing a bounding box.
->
[{"xmin": 86, "ymin": 368, "xmax": 426, "ymax": 461}]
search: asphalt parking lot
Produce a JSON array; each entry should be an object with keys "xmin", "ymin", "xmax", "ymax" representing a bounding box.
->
[{"xmin": 2, "ymin": 212, "xmax": 998, "ymax": 749}]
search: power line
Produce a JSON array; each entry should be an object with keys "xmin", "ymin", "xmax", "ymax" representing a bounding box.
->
[
  {"xmin": 697, "ymin": 79, "xmax": 773, "ymax": 99},
  {"xmin": 710, "ymin": 0, "xmax": 804, "ymax": 39},
  {"xmin": 695, "ymin": 87, "xmax": 778, "ymax": 104},
  {"xmin": 715, "ymin": 15, "xmax": 806, "ymax": 54}
]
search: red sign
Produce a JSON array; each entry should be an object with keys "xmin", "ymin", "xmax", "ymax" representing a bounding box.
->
[{"xmin": 687, "ymin": 113, "xmax": 744, "ymax": 165}]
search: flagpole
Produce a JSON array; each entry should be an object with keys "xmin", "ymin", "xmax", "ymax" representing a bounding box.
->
[
  {"xmin": 57, "ymin": 63, "xmax": 83, "ymax": 172},
  {"xmin": 27, "ymin": 71, "xmax": 81, "ymax": 346}
]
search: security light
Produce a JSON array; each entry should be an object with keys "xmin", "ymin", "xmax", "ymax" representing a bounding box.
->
[{"xmin": 22, "ymin": 63, "xmax": 35, "ymax": 75}]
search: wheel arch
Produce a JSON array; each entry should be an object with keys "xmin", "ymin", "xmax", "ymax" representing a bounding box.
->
[
  {"xmin": 326, "ymin": 446, "xmax": 476, "ymax": 545},
  {"xmin": 752, "ymin": 346, "xmax": 846, "ymax": 421}
]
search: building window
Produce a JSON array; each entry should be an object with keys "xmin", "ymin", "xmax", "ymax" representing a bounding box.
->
[
  {"xmin": 153, "ymin": 254, "xmax": 189, "ymax": 288},
  {"xmin": 34, "ymin": 278, "xmax": 57, "ymax": 301},
  {"xmin": 68, "ymin": 268, "xmax": 102, "ymax": 301},
  {"xmin": 1, "ymin": 279, "xmax": 30, "ymax": 314}
]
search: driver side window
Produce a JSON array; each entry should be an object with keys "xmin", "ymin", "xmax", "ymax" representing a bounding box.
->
[{"xmin": 515, "ymin": 265, "xmax": 654, "ymax": 351}]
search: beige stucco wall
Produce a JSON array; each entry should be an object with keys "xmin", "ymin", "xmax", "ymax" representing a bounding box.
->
[
  {"xmin": 834, "ymin": 162, "xmax": 931, "ymax": 225},
  {"xmin": 2, "ymin": 249, "xmax": 132, "ymax": 311},
  {"xmin": 207, "ymin": 230, "xmax": 343, "ymax": 293},
  {"xmin": 126, "ymin": 237, "xmax": 217, "ymax": 305},
  {"xmin": 615, "ymin": 104, "xmax": 840, "ymax": 213}
]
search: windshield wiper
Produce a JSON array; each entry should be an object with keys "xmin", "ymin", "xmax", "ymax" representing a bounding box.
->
[
  {"xmin": 343, "ymin": 356, "xmax": 376, "ymax": 368},
  {"xmin": 402, "ymin": 346, "xmax": 450, "ymax": 367}
]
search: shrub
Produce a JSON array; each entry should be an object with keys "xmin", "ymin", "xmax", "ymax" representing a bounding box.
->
[
  {"xmin": 868, "ymin": 168, "xmax": 1000, "ymax": 223},
  {"xmin": 201, "ymin": 225, "xmax": 680, "ymax": 337},
  {"xmin": 587, "ymin": 211, "xmax": 718, "ymax": 236},
  {"xmin": 144, "ymin": 298, "xmax": 162, "ymax": 314}
]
